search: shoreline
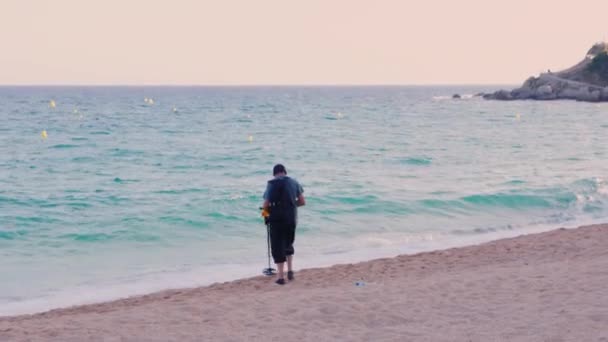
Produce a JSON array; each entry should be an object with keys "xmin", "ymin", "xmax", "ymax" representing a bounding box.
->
[
  {"xmin": 2, "ymin": 223, "xmax": 607, "ymax": 341},
  {"xmin": 0, "ymin": 219, "xmax": 580, "ymax": 318},
  {"xmin": 0, "ymin": 219, "xmax": 590, "ymax": 317}
]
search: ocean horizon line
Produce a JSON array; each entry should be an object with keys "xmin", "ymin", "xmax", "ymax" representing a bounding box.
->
[{"xmin": 0, "ymin": 83, "xmax": 516, "ymax": 88}]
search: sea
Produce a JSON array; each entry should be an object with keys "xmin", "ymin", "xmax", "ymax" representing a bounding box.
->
[{"xmin": 1, "ymin": 86, "xmax": 608, "ymax": 315}]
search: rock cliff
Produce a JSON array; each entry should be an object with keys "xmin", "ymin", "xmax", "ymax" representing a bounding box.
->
[{"xmin": 483, "ymin": 42, "xmax": 608, "ymax": 102}]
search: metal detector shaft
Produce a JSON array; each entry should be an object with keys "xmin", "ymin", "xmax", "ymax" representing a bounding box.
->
[
  {"xmin": 262, "ymin": 216, "xmax": 276, "ymax": 276},
  {"xmin": 267, "ymin": 224, "xmax": 273, "ymax": 268}
]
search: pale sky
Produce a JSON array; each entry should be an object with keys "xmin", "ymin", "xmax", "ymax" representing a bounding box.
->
[{"xmin": 1, "ymin": 0, "xmax": 607, "ymax": 85}]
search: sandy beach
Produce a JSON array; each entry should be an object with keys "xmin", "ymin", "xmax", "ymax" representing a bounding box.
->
[{"xmin": 1, "ymin": 224, "xmax": 607, "ymax": 341}]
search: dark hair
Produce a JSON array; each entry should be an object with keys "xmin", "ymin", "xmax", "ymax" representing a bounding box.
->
[{"xmin": 273, "ymin": 164, "xmax": 287, "ymax": 175}]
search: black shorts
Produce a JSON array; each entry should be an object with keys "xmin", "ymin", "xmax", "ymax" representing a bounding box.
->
[{"xmin": 269, "ymin": 222, "xmax": 296, "ymax": 264}]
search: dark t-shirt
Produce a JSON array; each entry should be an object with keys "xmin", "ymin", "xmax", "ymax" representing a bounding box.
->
[{"xmin": 263, "ymin": 176, "xmax": 304, "ymax": 225}]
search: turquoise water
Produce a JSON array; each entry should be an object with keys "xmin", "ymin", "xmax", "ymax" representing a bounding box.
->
[{"xmin": 2, "ymin": 86, "xmax": 608, "ymax": 315}]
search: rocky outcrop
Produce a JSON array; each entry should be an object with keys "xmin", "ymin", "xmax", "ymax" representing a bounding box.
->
[{"xmin": 484, "ymin": 42, "xmax": 608, "ymax": 102}]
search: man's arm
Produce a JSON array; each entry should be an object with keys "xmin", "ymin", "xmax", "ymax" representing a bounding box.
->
[
  {"xmin": 296, "ymin": 194, "xmax": 306, "ymax": 207},
  {"xmin": 263, "ymin": 181, "xmax": 273, "ymax": 209},
  {"xmin": 296, "ymin": 181, "xmax": 305, "ymax": 207}
]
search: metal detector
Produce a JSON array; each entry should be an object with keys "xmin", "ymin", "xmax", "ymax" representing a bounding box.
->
[
  {"xmin": 262, "ymin": 222, "xmax": 276, "ymax": 276},
  {"xmin": 260, "ymin": 207, "xmax": 276, "ymax": 276}
]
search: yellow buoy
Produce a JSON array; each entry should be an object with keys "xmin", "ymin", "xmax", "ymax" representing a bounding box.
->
[
  {"xmin": 49, "ymin": 100, "xmax": 56, "ymax": 108},
  {"xmin": 41, "ymin": 130, "xmax": 48, "ymax": 139},
  {"xmin": 248, "ymin": 135, "xmax": 253, "ymax": 142}
]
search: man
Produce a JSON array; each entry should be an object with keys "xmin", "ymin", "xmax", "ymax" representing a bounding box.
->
[{"xmin": 262, "ymin": 164, "xmax": 305, "ymax": 285}]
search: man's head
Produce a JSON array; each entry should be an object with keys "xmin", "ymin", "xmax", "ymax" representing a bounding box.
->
[{"xmin": 273, "ymin": 164, "xmax": 287, "ymax": 176}]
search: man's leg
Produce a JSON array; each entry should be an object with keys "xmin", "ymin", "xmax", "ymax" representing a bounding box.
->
[
  {"xmin": 286, "ymin": 224, "xmax": 295, "ymax": 280},
  {"xmin": 270, "ymin": 223, "xmax": 287, "ymax": 284},
  {"xmin": 276, "ymin": 261, "xmax": 285, "ymax": 280},
  {"xmin": 287, "ymin": 255, "xmax": 293, "ymax": 272}
]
